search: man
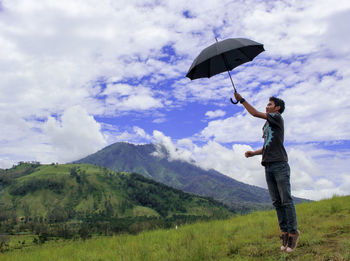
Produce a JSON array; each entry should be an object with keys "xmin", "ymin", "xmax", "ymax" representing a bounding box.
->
[{"xmin": 234, "ymin": 92, "xmax": 299, "ymax": 253}]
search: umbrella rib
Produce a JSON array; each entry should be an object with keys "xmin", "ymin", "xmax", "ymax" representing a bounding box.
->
[
  {"xmin": 208, "ymin": 58, "xmax": 211, "ymax": 78},
  {"xmin": 238, "ymin": 47, "xmax": 253, "ymax": 61}
]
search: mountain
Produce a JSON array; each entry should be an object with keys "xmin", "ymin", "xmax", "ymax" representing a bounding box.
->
[
  {"xmin": 0, "ymin": 163, "xmax": 232, "ymax": 228},
  {"xmin": 75, "ymin": 142, "xmax": 306, "ymax": 211}
]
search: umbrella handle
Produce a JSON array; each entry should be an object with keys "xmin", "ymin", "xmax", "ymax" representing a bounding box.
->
[
  {"xmin": 230, "ymin": 97, "xmax": 239, "ymax": 104},
  {"xmin": 230, "ymin": 88, "xmax": 239, "ymax": 104}
]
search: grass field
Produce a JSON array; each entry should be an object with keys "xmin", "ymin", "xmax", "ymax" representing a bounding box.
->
[{"xmin": 1, "ymin": 195, "xmax": 349, "ymax": 260}]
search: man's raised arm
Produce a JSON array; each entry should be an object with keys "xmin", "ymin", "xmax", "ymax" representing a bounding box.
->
[{"xmin": 234, "ymin": 92, "xmax": 267, "ymax": 120}]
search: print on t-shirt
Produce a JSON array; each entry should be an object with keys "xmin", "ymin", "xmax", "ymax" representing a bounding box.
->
[{"xmin": 263, "ymin": 121, "xmax": 274, "ymax": 149}]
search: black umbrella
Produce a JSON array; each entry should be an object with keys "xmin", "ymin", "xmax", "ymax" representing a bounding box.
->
[{"xmin": 186, "ymin": 38, "xmax": 264, "ymax": 104}]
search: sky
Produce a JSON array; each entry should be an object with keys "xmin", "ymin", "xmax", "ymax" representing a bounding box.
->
[{"xmin": 1, "ymin": 0, "xmax": 350, "ymax": 200}]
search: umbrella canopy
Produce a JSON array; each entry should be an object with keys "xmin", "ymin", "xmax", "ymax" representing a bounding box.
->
[{"xmin": 186, "ymin": 38, "xmax": 264, "ymax": 80}]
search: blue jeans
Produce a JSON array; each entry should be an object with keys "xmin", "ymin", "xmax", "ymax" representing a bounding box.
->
[{"xmin": 265, "ymin": 161, "xmax": 297, "ymax": 233}]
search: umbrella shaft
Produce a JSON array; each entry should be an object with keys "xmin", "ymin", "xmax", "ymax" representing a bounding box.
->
[
  {"xmin": 227, "ymin": 70, "xmax": 236, "ymax": 92},
  {"xmin": 219, "ymin": 50, "xmax": 237, "ymax": 92}
]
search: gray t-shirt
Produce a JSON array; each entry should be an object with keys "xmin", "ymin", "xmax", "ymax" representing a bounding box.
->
[{"xmin": 261, "ymin": 112, "xmax": 288, "ymax": 165}]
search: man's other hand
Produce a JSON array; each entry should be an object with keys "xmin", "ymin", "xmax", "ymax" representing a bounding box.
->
[{"xmin": 245, "ymin": 151, "xmax": 255, "ymax": 158}]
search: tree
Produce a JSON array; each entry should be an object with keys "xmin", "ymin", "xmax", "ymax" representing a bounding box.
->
[
  {"xmin": 78, "ymin": 223, "xmax": 91, "ymax": 240},
  {"xmin": 70, "ymin": 167, "xmax": 78, "ymax": 177},
  {"xmin": 0, "ymin": 234, "xmax": 9, "ymax": 252}
]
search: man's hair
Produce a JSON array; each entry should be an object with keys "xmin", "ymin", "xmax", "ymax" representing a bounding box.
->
[{"xmin": 269, "ymin": 96, "xmax": 285, "ymax": 114}]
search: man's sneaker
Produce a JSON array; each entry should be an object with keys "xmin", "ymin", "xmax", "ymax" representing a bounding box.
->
[
  {"xmin": 280, "ymin": 233, "xmax": 288, "ymax": 251},
  {"xmin": 286, "ymin": 230, "xmax": 300, "ymax": 253}
]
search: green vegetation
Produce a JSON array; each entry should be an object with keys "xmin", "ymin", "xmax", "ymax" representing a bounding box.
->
[
  {"xmin": 0, "ymin": 162, "xmax": 232, "ymax": 243},
  {"xmin": 1, "ymin": 195, "xmax": 349, "ymax": 260}
]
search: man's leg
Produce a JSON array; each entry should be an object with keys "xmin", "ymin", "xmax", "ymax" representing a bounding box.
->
[
  {"xmin": 265, "ymin": 164, "xmax": 289, "ymax": 251},
  {"xmin": 265, "ymin": 164, "xmax": 288, "ymax": 233},
  {"xmin": 274, "ymin": 162, "xmax": 299, "ymax": 252},
  {"xmin": 274, "ymin": 162, "xmax": 297, "ymax": 233}
]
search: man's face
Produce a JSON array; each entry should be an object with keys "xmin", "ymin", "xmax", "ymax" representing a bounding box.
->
[{"xmin": 266, "ymin": 100, "xmax": 280, "ymax": 113}]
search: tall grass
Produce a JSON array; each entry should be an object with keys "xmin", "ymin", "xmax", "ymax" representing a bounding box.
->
[{"xmin": 1, "ymin": 195, "xmax": 349, "ymax": 261}]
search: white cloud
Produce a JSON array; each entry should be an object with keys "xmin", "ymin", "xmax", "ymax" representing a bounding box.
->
[
  {"xmin": 133, "ymin": 126, "xmax": 152, "ymax": 141},
  {"xmin": 0, "ymin": 157, "xmax": 15, "ymax": 169},
  {"xmin": 323, "ymin": 9, "xmax": 350, "ymax": 55},
  {"xmin": 0, "ymin": 112, "xmax": 57, "ymax": 168},
  {"xmin": 200, "ymin": 113, "xmax": 262, "ymax": 143},
  {"xmin": 102, "ymin": 83, "xmax": 163, "ymax": 113},
  {"xmin": 114, "ymin": 126, "xmax": 153, "ymax": 145},
  {"xmin": 43, "ymin": 106, "xmax": 107, "ymax": 162},
  {"xmin": 205, "ymin": 109, "xmax": 226, "ymax": 119},
  {"xmin": 242, "ymin": 0, "xmax": 350, "ymax": 56},
  {"xmin": 152, "ymin": 130, "xmax": 194, "ymax": 162},
  {"xmin": 172, "ymin": 77, "xmax": 234, "ymax": 103},
  {"xmin": 153, "ymin": 118, "xmax": 166, "ymax": 124}
]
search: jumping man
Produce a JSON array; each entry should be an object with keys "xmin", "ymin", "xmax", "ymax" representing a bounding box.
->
[{"xmin": 234, "ymin": 92, "xmax": 300, "ymax": 253}]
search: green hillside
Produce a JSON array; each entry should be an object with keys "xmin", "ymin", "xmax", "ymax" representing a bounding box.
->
[
  {"xmin": 75, "ymin": 142, "xmax": 307, "ymax": 211},
  {"xmin": 0, "ymin": 162, "xmax": 232, "ymax": 238},
  {"xmin": 1, "ymin": 195, "xmax": 349, "ymax": 260}
]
